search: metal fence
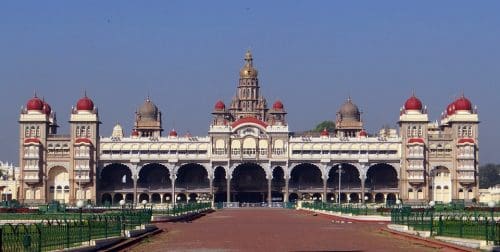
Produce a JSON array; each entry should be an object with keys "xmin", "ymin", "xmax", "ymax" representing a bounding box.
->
[
  {"xmin": 152, "ymin": 202, "xmax": 211, "ymax": 216},
  {"xmin": 391, "ymin": 207, "xmax": 499, "ymax": 245},
  {"xmin": 302, "ymin": 202, "xmax": 390, "ymax": 216},
  {"xmin": 0, "ymin": 209, "xmax": 151, "ymax": 252}
]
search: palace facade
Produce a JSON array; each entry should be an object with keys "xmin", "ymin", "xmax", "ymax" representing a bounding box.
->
[{"xmin": 18, "ymin": 51, "xmax": 480, "ymax": 205}]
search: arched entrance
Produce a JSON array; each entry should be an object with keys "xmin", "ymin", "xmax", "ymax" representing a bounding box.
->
[
  {"xmin": 101, "ymin": 193, "xmax": 112, "ymax": 205},
  {"xmin": 231, "ymin": 163, "xmax": 267, "ymax": 203},
  {"xmin": 328, "ymin": 163, "xmax": 361, "ymax": 190},
  {"xmin": 432, "ymin": 166, "xmax": 451, "ymax": 203},
  {"xmin": 48, "ymin": 166, "xmax": 70, "ymax": 203},
  {"xmin": 138, "ymin": 163, "xmax": 170, "ymax": 191},
  {"xmin": 290, "ymin": 163, "xmax": 323, "ymax": 192},
  {"xmin": 271, "ymin": 166, "xmax": 285, "ymax": 202},
  {"xmin": 213, "ymin": 166, "xmax": 227, "ymax": 203},
  {"xmin": 366, "ymin": 163, "xmax": 398, "ymax": 190},
  {"xmin": 176, "ymin": 163, "xmax": 210, "ymax": 191},
  {"xmin": 289, "ymin": 193, "xmax": 299, "ymax": 202},
  {"xmin": 99, "ymin": 164, "xmax": 133, "ymax": 204}
]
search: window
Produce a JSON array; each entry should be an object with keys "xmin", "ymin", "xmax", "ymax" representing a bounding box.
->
[{"xmin": 25, "ymin": 126, "xmax": 30, "ymax": 137}]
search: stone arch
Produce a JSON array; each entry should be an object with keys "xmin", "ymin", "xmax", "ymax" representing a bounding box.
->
[
  {"xmin": 138, "ymin": 193, "xmax": 149, "ymax": 203},
  {"xmin": 231, "ymin": 163, "xmax": 268, "ymax": 203},
  {"xmin": 271, "ymin": 166, "xmax": 285, "ymax": 202},
  {"xmin": 176, "ymin": 163, "xmax": 210, "ymax": 190},
  {"xmin": 366, "ymin": 163, "xmax": 398, "ymax": 190},
  {"xmin": 289, "ymin": 163, "xmax": 323, "ymax": 190},
  {"xmin": 47, "ymin": 166, "xmax": 69, "ymax": 203},
  {"xmin": 431, "ymin": 166, "xmax": 451, "ymax": 203},
  {"xmin": 327, "ymin": 163, "xmax": 361, "ymax": 189},
  {"xmin": 113, "ymin": 193, "xmax": 123, "ymax": 204},
  {"xmin": 99, "ymin": 163, "xmax": 133, "ymax": 190},
  {"xmin": 101, "ymin": 193, "xmax": 112, "ymax": 205},
  {"xmin": 137, "ymin": 163, "xmax": 170, "ymax": 190},
  {"xmin": 151, "ymin": 193, "xmax": 161, "ymax": 203},
  {"xmin": 289, "ymin": 193, "xmax": 299, "ymax": 202},
  {"xmin": 213, "ymin": 166, "xmax": 227, "ymax": 202}
]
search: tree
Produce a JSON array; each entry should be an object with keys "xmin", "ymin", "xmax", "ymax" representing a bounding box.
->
[
  {"xmin": 312, "ymin": 121, "xmax": 335, "ymax": 132},
  {"xmin": 479, "ymin": 164, "xmax": 500, "ymax": 188}
]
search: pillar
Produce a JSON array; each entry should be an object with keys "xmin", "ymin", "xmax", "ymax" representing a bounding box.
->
[
  {"xmin": 360, "ymin": 175, "xmax": 366, "ymax": 203},
  {"xmin": 322, "ymin": 178, "xmax": 327, "ymax": 203},
  {"xmin": 384, "ymin": 193, "xmax": 387, "ymax": 203},
  {"xmin": 209, "ymin": 178, "xmax": 214, "ymax": 201},
  {"xmin": 226, "ymin": 175, "xmax": 231, "ymax": 203},
  {"xmin": 160, "ymin": 193, "xmax": 164, "ymax": 204},
  {"xmin": 133, "ymin": 176, "xmax": 138, "ymax": 205},
  {"xmin": 284, "ymin": 178, "xmax": 290, "ymax": 203},
  {"xmin": 171, "ymin": 174, "xmax": 176, "ymax": 205},
  {"xmin": 268, "ymin": 178, "xmax": 272, "ymax": 206}
]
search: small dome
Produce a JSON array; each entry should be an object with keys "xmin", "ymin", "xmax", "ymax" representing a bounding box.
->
[
  {"xmin": 320, "ymin": 128, "xmax": 329, "ymax": 137},
  {"xmin": 214, "ymin": 100, "xmax": 225, "ymax": 111},
  {"xmin": 339, "ymin": 97, "xmax": 360, "ymax": 121},
  {"xmin": 239, "ymin": 50, "xmax": 258, "ymax": 78},
  {"xmin": 404, "ymin": 94, "xmax": 422, "ymax": 111},
  {"xmin": 131, "ymin": 129, "xmax": 139, "ymax": 137},
  {"xmin": 42, "ymin": 101, "xmax": 51, "ymax": 115},
  {"xmin": 76, "ymin": 95, "xmax": 94, "ymax": 111},
  {"xmin": 138, "ymin": 97, "xmax": 158, "ymax": 120},
  {"xmin": 169, "ymin": 129, "xmax": 178, "ymax": 137},
  {"xmin": 26, "ymin": 96, "xmax": 44, "ymax": 111},
  {"xmin": 112, "ymin": 124, "xmax": 124, "ymax": 138},
  {"xmin": 454, "ymin": 96, "xmax": 472, "ymax": 111},
  {"xmin": 359, "ymin": 129, "xmax": 368, "ymax": 137},
  {"xmin": 273, "ymin": 100, "xmax": 284, "ymax": 110}
]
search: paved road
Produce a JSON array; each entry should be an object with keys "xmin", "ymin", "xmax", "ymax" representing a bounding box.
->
[{"xmin": 126, "ymin": 209, "xmax": 454, "ymax": 252}]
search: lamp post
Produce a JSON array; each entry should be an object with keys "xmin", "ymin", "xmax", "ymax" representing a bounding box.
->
[
  {"xmin": 76, "ymin": 199, "xmax": 84, "ymax": 242},
  {"xmin": 141, "ymin": 200, "xmax": 147, "ymax": 209},
  {"xmin": 119, "ymin": 199, "xmax": 126, "ymax": 234},
  {"xmin": 488, "ymin": 201, "xmax": 496, "ymax": 243},
  {"xmin": 337, "ymin": 164, "xmax": 343, "ymax": 204},
  {"xmin": 364, "ymin": 196, "xmax": 369, "ymax": 215},
  {"xmin": 429, "ymin": 201, "xmax": 435, "ymax": 235}
]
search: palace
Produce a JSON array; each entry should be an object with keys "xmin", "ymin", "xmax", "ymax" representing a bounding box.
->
[{"xmin": 17, "ymin": 51, "xmax": 479, "ymax": 206}]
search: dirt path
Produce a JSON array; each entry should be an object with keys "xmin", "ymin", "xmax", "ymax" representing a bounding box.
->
[{"xmin": 124, "ymin": 208, "xmax": 460, "ymax": 252}]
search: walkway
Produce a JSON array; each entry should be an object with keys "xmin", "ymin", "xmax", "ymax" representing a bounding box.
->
[{"xmin": 125, "ymin": 208, "xmax": 462, "ymax": 252}]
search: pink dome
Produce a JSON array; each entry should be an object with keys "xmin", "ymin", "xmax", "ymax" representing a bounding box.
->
[
  {"xmin": 26, "ymin": 96, "xmax": 44, "ymax": 111},
  {"xmin": 76, "ymin": 95, "xmax": 94, "ymax": 111},
  {"xmin": 404, "ymin": 95, "xmax": 422, "ymax": 111}
]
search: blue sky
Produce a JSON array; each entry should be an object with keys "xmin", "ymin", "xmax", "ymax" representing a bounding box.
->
[{"xmin": 1, "ymin": 1, "xmax": 499, "ymax": 164}]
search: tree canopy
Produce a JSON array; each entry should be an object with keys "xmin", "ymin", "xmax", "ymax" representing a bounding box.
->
[
  {"xmin": 312, "ymin": 120, "xmax": 335, "ymax": 132},
  {"xmin": 479, "ymin": 164, "xmax": 500, "ymax": 188}
]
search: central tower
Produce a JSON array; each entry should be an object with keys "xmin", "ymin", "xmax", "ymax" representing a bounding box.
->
[{"xmin": 229, "ymin": 50, "xmax": 268, "ymax": 121}]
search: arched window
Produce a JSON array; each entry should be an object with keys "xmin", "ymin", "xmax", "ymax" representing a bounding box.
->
[
  {"xmin": 25, "ymin": 126, "xmax": 30, "ymax": 137},
  {"xmin": 76, "ymin": 126, "xmax": 80, "ymax": 137},
  {"xmin": 36, "ymin": 126, "xmax": 40, "ymax": 137},
  {"xmin": 30, "ymin": 126, "xmax": 35, "ymax": 137},
  {"xmin": 467, "ymin": 126, "xmax": 472, "ymax": 137},
  {"xmin": 86, "ymin": 126, "xmax": 91, "ymax": 137}
]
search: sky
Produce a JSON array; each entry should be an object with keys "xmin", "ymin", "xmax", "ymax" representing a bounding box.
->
[{"xmin": 0, "ymin": 1, "xmax": 499, "ymax": 164}]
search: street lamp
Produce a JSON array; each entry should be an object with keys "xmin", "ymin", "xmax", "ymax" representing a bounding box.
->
[
  {"xmin": 119, "ymin": 199, "xmax": 126, "ymax": 234},
  {"xmin": 488, "ymin": 201, "xmax": 496, "ymax": 221},
  {"xmin": 337, "ymin": 164, "xmax": 344, "ymax": 204},
  {"xmin": 429, "ymin": 201, "xmax": 435, "ymax": 208},
  {"xmin": 76, "ymin": 199, "xmax": 84, "ymax": 242},
  {"xmin": 141, "ymin": 200, "xmax": 148, "ymax": 209},
  {"xmin": 396, "ymin": 199, "xmax": 402, "ymax": 208}
]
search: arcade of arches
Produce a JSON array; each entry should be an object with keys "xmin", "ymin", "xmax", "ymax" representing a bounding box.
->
[{"xmin": 97, "ymin": 162, "xmax": 399, "ymax": 205}]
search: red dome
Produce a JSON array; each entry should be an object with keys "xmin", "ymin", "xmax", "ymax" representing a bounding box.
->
[
  {"xmin": 359, "ymin": 130, "xmax": 367, "ymax": 137},
  {"xmin": 214, "ymin": 100, "xmax": 225, "ymax": 110},
  {"xmin": 273, "ymin": 100, "xmax": 284, "ymax": 110},
  {"xmin": 131, "ymin": 129, "xmax": 139, "ymax": 137},
  {"xmin": 404, "ymin": 95, "xmax": 422, "ymax": 111},
  {"xmin": 76, "ymin": 95, "xmax": 94, "ymax": 111},
  {"xmin": 454, "ymin": 96, "xmax": 472, "ymax": 111},
  {"xmin": 169, "ymin": 129, "xmax": 178, "ymax": 137},
  {"xmin": 26, "ymin": 96, "xmax": 44, "ymax": 111},
  {"xmin": 42, "ymin": 101, "xmax": 51, "ymax": 115},
  {"xmin": 446, "ymin": 102, "xmax": 455, "ymax": 116},
  {"xmin": 320, "ymin": 128, "xmax": 329, "ymax": 136}
]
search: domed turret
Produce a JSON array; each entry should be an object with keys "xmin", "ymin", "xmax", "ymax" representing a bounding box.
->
[
  {"xmin": 138, "ymin": 97, "xmax": 159, "ymax": 120},
  {"xmin": 214, "ymin": 100, "xmax": 225, "ymax": 111},
  {"xmin": 111, "ymin": 124, "xmax": 124, "ymax": 138},
  {"xmin": 446, "ymin": 102, "xmax": 455, "ymax": 116},
  {"xmin": 359, "ymin": 129, "xmax": 368, "ymax": 137},
  {"xmin": 169, "ymin": 129, "xmax": 178, "ymax": 137},
  {"xmin": 239, "ymin": 50, "xmax": 258, "ymax": 78},
  {"xmin": 76, "ymin": 95, "xmax": 94, "ymax": 111},
  {"xmin": 320, "ymin": 128, "xmax": 329, "ymax": 137},
  {"xmin": 26, "ymin": 95, "xmax": 44, "ymax": 111},
  {"xmin": 404, "ymin": 94, "xmax": 422, "ymax": 111},
  {"xmin": 272, "ymin": 100, "xmax": 284, "ymax": 110},
  {"xmin": 454, "ymin": 95, "xmax": 472, "ymax": 112},
  {"xmin": 338, "ymin": 97, "xmax": 360, "ymax": 121}
]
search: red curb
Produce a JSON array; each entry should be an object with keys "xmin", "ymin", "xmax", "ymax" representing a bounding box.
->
[{"xmin": 381, "ymin": 227, "xmax": 478, "ymax": 252}]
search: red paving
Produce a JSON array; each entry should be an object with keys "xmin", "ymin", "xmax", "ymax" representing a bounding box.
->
[{"xmin": 125, "ymin": 208, "xmax": 466, "ymax": 252}]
